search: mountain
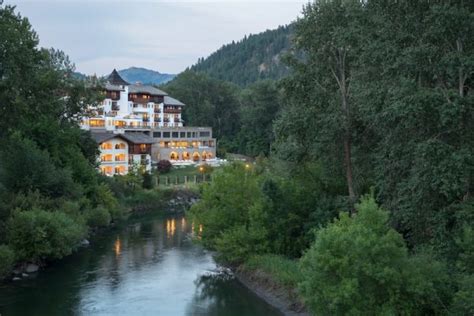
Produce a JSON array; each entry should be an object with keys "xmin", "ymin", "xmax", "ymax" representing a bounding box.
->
[
  {"xmin": 190, "ymin": 24, "xmax": 294, "ymax": 87},
  {"xmin": 118, "ymin": 67, "xmax": 175, "ymax": 85}
]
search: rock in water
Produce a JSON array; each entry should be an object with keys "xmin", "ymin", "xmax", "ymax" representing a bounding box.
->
[
  {"xmin": 81, "ymin": 239, "xmax": 90, "ymax": 247},
  {"xmin": 25, "ymin": 263, "xmax": 39, "ymax": 273}
]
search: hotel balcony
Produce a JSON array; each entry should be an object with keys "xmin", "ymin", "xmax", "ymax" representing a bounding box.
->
[
  {"xmin": 163, "ymin": 118, "xmax": 170, "ymax": 123},
  {"xmin": 154, "ymin": 108, "xmax": 161, "ymax": 113},
  {"xmin": 154, "ymin": 117, "xmax": 161, "ymax": 122},
  {"xmin": 164, "ymin": 108, "xmax": 181, "ymax": 114},
  {"xmin": 132, "ymin": 104, "xmax": 149, "ymax": 112},
  {"xmin": 143, "ymin": 117, "xmax": 150, "ymax": 122},
  {"xmin": 173, "ymin": 118, "xmax": 180, "ymax": 123}
]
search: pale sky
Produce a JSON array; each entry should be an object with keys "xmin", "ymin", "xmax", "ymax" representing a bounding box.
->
[{"xmin": 7, "ymin": 0, "xmax": 308, "ymax": 75}]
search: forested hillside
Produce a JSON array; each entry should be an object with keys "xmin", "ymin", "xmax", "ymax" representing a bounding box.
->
[
  {"xmin": 191, "ymin": 25, "xmax": 294, "ymax": 86},
  {"xmin": 118, "ymin": 67, "xmax": 175, "ymax": 85}
]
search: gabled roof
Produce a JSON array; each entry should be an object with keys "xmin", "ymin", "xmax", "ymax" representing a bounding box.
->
[
  {"xmin": 105, "ymin": 82, "xmax": 124, "ymax": 91},
  {"xmin": 121, "ymin": 132, "xmax": 155, "ymax": 144},
  {"xmin": 90, "ymin": 132, "xmax": 125, "ymax": 144},
  {"xmin": 90, "ymin": 132, "xmax": 155, "ymax": 145},
  {"xmin": 129, "ymin": 84, "xmax": 168, "ymax": 96},
  {"xmin": 107, "ymin": 69, "xmax": 130, "ymax": 86},
  {"xmin": 164, "ymin": 96, "xmax": 185, "ymax": 106}
]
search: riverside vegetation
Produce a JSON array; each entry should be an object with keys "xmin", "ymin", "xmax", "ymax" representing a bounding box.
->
[{"xmin": 188, "ymin": 1, "xmax": 474, "ymax": 315}]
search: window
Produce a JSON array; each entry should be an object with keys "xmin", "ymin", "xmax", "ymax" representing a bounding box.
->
[
  {"xmin": 163, "ymin": 132, "xmax": 170, "ymax": 138},
  {"xmin": 200, "ymin": 131, "xmax": 210, "ymax": 137},
  {"xmin": 153, "ymin": 132, "xmax": 161, "ymax": 138},
  {"xmin": 101, "ymin": 154, "xmax": 113, "ymax": 162},
  {"xmin": 180, "ymin": 132, "xmax": 186, "ymax": 138},
  {"xmin": 140, "ymin": 144, "xmax": 147, "ymax": 152},
  {"xmin": 101, "ymin": 142, "xmax": 112, "ymax": 150},
  {"xmin": 187, "ymin": 132, "xmax": 192, "ymax": 138},
  {"xmin": 115, "ymin": 143, "xmax": 126, "ymax": 150},
  {"xmin": 172, "ymin": 132, "xmax": 179, "ymax": 138}
]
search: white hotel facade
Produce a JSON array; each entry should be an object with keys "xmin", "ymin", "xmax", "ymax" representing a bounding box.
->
[{"xmin": 81, "ymin": 70, "xmax": 217, "ymax": 176}]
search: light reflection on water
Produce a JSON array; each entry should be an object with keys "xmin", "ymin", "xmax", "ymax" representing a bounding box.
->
[{"xmin": 0, "ymin": 214, "xmax": 281, "ymax": 316}]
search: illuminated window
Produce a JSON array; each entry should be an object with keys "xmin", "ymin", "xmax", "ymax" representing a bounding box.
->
[
  {"xmin": 115, "ymin": 154, "xmax": 126, "ymax": 161},
  {"xmin": 140, "ymin": 144, "xmax": 147, "ymax": 152},
  {"xmin": 101, "ymin": 142, "xmax": 113, "ymax": 150},
  {"xmin": 115, "ymin": 143, "xmax": 126, "ymax": 150},
  {"xmin": 90, "ymin": 119, "xmax": 105, "ymax": 127},
  {"xmin": 101, "ymin": 154, "xmax": 113, "ymax": 162}
]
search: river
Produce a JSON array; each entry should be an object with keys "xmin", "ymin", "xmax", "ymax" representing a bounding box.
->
[{"xmin": 0, "ymin": 214, "xmax": 281, "ymax": 316}]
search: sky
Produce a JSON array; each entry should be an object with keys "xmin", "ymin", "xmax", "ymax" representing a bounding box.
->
[{"xmin": 7, "ymin": 0, "xmax": 308, "ymax": 76}]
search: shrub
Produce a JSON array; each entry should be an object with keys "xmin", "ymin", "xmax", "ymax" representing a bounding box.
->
[
  {"xmin": 142, "ymin": 172, "xmax": 154, "ymax": 189},
  {"xmin": 84, "ymin": 206, "xmax": 111, "ymax": 228},
  {"xmin": 157, "ymin": 160, "xmax": 172, "ymax": 173},
  {"xmin": 214, "ymin": 224, "xmax": 268, "ymax": 263},
  {"xmin": 0, "ymin": 244, "xmax": 15, "ymax": 279},
  {"xmin": 7, "ymin": 209, "xmax": 87, "ymax": 262},
  {"xmin": 126, "ymin": 190, "xmax": 163, "ymax": 210},
  {"xmin": 299, "ymin": 196, "xmax": 449, "ymax": 315}
]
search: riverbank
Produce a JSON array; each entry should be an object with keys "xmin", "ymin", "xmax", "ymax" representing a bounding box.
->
[
  {"xmin": 232, "ymin": 255, "xmax": 309, "ymax": 316},
  {"xmin": 2, "ymin": 187, "xmax": 200, "ymax": 283}
]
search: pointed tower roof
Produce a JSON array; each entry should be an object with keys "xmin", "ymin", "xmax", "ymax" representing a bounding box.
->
[{"xmin": 107, "ymin": 69, "xmax": 130, "ymax": 86}]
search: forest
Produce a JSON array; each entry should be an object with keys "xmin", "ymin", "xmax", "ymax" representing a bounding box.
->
[
  {"xmin": 191, "ymin": 24, "xmax": 293, "ymax": 86},
  {"xmin": 187, "ymin": 0, "xmax": 474, "ymax": 314}
]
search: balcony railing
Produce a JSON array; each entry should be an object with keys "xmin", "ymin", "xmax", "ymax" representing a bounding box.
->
[
  {"xmin": 154, "ymin": 117, "xmax": 161, "ymax": 122},
  {"xmin": 154, "ymin": 108, "xmax": 161, "ymax": 113},
  {"xmin": 164, "ymin": 108, "xmax": 181, "ymax": 114}
]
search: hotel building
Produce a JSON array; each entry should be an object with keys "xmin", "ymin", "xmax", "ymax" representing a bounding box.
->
[{"xmin": 81, "ymin": 70, "xmax": 217, "ymax": 176}]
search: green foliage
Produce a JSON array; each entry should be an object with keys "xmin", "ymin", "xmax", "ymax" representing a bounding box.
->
[
  {"xmin": 124, "ymin": 189, "xmax": 164, "ymax": 211},
  {"xmin": 189, "ymin": 163, "xmax": 269, "ymax": 261},
  {"xmin": 237, "ymin": 81, "xmax": 282, "ymax": 156},
  {"xmin": 244, "ymin": 254, "xmax": 302, "ymax": 289},
  {"xmin": 299, "ymin": 196, "xmax": 449, "ymax": 315},
  {"xmin": 84, "ymin": 207, "xmax": 111, "ymax": 228},
  {"xmin": 162, "ymin": 71, "xmax": 241, "ymax": 153},
  {"xmin": 7, "ymin": 209, "xmax": 87, "ymax": 262},
  {"xmin": 191, "ymin": 25, "xmax": 294, "ymax": 87},
  {"xmin": 0, "ymin": 244, "xmax": 15, "ymax": 279},
  {"xmin": 142, "ymin": 172, "xmax": 154, "ymax": 190}
]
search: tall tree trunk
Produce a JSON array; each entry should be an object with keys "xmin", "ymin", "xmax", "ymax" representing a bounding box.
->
[
  {"xmin": 334, "ymin": 48, "xmax": 357, "ymax": 212},
  {"xmin": 456, "ymin": 39, "xmax": 465, "ymax": 98}
]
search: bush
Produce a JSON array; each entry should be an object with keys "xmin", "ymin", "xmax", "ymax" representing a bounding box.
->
[
  {"xmin": 142, "ymin": 172, "xmax": 154, "ymax": 189},
  {"xmin": 214, "ymin": 224, "xmax": 268, "ymax": 263},
  {"xmin": 0, "ymin": 244, "xmax": 15, "ymax": 279},
  {"xmin": 157, "ymin": 160, "xmax": 172, "ymax": 174},
  {"xmin": 84, "ymin": 206, "xmax": 111, "ymax": 228},
  {"xmin": 299, "ymin": 196, "xmax": 449, "ymax": 315},
  {"xmin": 124, "ymin": 190, "xmax": 164, "ymax": 211},
  {"xmin": 7, "ymin": 209, "xmax": 87, "ymax": 262}
]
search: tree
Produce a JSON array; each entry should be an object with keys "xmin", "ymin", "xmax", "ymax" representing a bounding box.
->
[
  {"xmin": 278, "ymin": 0, "xmax": 368, "ymax": 209},
  {"xmin": 299, "ymin": 196, "xmax": 449, "ymax": 315}
]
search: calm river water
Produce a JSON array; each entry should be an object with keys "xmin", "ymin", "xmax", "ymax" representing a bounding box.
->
[{"xmin": 0, "ymin": 214, "xmax": 281, "ymax": 316}]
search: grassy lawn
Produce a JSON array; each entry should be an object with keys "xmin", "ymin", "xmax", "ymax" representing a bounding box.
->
[{"xmin": 157, "ymin": 165, "xmax": 216, "ymax": 186}]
